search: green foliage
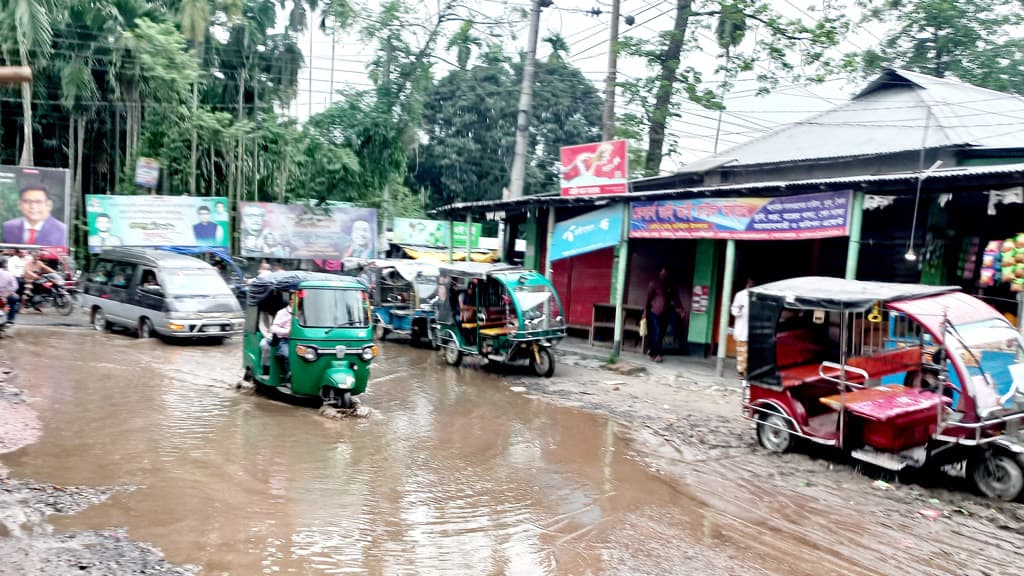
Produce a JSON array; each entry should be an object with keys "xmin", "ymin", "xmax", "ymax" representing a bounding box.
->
[{"xmin": 855, "ymin": 0, "xmax": 1024, "ymax": 94}]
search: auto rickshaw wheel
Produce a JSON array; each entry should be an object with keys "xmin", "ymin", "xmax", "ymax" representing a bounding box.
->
[
  {"xmin": 444, "ymin": 345, "xmax": 463, "ymax": 367},
  {"xmin": 374, "ymin": 321, "xmax": 388, "ymax": 341},
  {"xmin": 323, "ymin": 389, "xmax": 353, "ymax": 410},
  {"xmin": 531, "ymin": 347, "xmax": 555, "ymax": 378},
  {"xmin": 756, "ymin": 411, "xmax": 793, "ymax": 453},
  {"xmin": 969, "ymin": 449, "xmax": 1024, "ymax": 502}
]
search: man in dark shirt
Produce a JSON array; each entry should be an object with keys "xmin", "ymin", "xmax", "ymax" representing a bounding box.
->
[{"xmin": 644, "ymin": 264, "xmax": 683, "ymax": 362}]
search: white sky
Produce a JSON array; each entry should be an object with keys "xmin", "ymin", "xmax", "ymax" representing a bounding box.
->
[{"xmin": 284, "ymin": 0, "xmax": 889, "ymax": 172}]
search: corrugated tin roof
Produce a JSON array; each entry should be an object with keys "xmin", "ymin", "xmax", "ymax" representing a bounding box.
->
[
  {"xmin": 695, "ymin": 69, "xmax": 1024, "ymax": 168},
  {"xmin": 432, "ymin": 161, "xmax": 1024, "ymax": 215}
]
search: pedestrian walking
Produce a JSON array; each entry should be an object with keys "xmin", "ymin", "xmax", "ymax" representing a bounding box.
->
[{"xmin": 643, "ymin": 264, "xmax": 683, "ymax": 363}]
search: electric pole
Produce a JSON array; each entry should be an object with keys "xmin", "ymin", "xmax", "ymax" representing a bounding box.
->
[
  {"xmin": 507, "ymin": 0, "xmax": 551, "ymax": 200},
  {"xmin": 601, "ymin": 0, "xmax": 621, "ymax": 141}
]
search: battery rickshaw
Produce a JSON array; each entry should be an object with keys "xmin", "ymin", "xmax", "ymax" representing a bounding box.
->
[
  {"xmin": 242, "ymin": 271, "xmax": 377, "ymax": 409},
  {"xmin": 432, "ymin": 262, "xmax": 566, "ymax": 377},
  {"xmin": 360, "ymin": 258, "xmax": 440, "ymax": 344},
  {"xmin": 743, "ymin": 277, "xmax": 1024, "ymax": 501}
]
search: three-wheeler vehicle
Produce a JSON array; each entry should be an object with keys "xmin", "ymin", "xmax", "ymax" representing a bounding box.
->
[
  {"xmin": 358, "ymin": 258, "xmax": 440, "ymax": 344},
  {"xmin": 432, "ymin": 262, "xmax": 566, "ymax": 377},
  {"xmin": 242, "ymin": 271, "xmax": 377, "ymax": 409},
  {"xmin": 743, "ymin": 277, "xmax": 1024, "ymax": 501}
]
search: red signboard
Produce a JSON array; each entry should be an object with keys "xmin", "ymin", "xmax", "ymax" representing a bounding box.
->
[{"xmin": 559, "ymin": 140, "xmax": 628, "ymax": 197}]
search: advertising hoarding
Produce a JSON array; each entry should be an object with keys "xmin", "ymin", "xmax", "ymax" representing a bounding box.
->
[
  {"xmin": 85, "ymin": 195, "xmax": 229, "ymax": 252},
  {"xmin": 559, "ymin": 139, "xmax": 629, "ymax": 197},
  {"xmin": 392, "ymin": 217, "xmax": 482, "ymax": 248},
  {"xmin": 240, "ymin": 202, "xmax": 377, "ymax": 259},
  {"xmin": 0, "ymin": 166, "xmax": 70, "ymax": 252}
]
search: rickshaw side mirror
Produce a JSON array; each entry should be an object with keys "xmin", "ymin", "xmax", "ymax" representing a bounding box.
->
[{"xmin": 477, "ymin": 310, "xmax": 487, "ymax": 324}]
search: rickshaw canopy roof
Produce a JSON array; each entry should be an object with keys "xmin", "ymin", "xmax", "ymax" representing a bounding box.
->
[
  {"xmin": 438, "ymin": 261, "xmax": 522, "ymax": 279},
  {"xmin": 751, "ymin": 277, "xmax": 960, "ymax": 312},
  {"xmin": 367, "ymin": 259, "xmax": 440, "ymax": 282},
  {"xmin": 246, "ymin": 271, "xmax": 363, "ymax": 307}
]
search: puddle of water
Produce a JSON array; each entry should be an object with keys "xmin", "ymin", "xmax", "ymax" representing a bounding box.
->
[{"xmin": 3, "ymin": 330, "xmax": 764, "ymax": 575}]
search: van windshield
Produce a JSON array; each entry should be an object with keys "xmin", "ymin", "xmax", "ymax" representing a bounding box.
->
[
  {"xmin": 161, "ymin": 269, "xmax": 234, "ymax": 297},
  {"xmin": 298, "ymin": 289, "xmax": 369, "ymax": 328}
]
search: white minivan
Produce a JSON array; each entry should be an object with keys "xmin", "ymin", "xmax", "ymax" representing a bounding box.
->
[{"xmin": 81, "ymin": 248, "xmax": 244, "ymax": 341}]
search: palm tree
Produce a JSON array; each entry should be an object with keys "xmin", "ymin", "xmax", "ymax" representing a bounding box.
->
[
  {"xmin": 180, "ymin": 0, "xmax": 211, "ymax": 196},
  {"xmin": 3, "ymin": 0, "xmax": 56, "ymax": 166},
  {"xmin": 446, "ymin": 21, "xmax": 481, "ymax": 70},
  {"xmin": 543, "ymin": 33, "xmax": 569, "ymax": 64}
]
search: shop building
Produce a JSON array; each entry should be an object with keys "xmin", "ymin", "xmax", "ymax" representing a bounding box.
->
[{"xmin": 433, "ymin": 69, "xmax": 1024, "ymax": 367}]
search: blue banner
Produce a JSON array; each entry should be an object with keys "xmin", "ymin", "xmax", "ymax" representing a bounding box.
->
[{"xmin": 550, "ymin": 205, "xmax": 623, "ymax": 262}]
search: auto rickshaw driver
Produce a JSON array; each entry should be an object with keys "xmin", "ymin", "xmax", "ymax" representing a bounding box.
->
[{"xmin": 261, "ymin": 291, "xmax": 293, "ymax": 380}]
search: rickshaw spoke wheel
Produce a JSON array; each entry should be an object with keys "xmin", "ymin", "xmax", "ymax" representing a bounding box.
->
[
  {"xmin": 444, "ymin": 344, "xmax": 462, "ymax": 367},
  {"xmin": 756, "ymin": 413, "xmax": 793, "ymax": 453},
  {"xmin": 531, "ymin": 347, "xmax": 555, "ymax": 378},
  {"xmin": 971, "ymin": 451, "xmax": 1024, "ymax": 501}
]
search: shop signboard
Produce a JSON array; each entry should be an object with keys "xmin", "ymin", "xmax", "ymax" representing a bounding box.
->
[
  {"xmin": 392, "ymin": 217, "xmax": 482, "ymax": 248},
  {"xmin": 239, "ymin": 202, "xmax": 377, "ymax": 259},
  {"xmin": 550, "ymin": 205, "xmax": 624, "ymax": 261},
  {"xmin": 559, "ymin": 139, "xmax": 629, "ymax": 197},
  {"xmin": 630, "ymin": 190, "xmax": 853, "ymax": 240},
  {"xmin": 0, "ymin": 166, "xmax": 70, "ymax": 252},
  {"xmin": 85, "ymin": 195, "xmax": 230, "ymax": 252}
]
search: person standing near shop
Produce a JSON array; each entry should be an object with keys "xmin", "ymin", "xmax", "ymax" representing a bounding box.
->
[
  {"xmin": 644, "ymin": 264, "xmax": 683, "ymax": 363},
  {"xmin": 731, "ymin": 278, "xmax": 755, "ymax": 378}
]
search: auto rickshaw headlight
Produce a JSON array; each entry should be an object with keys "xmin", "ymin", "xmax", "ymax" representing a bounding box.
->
[
  {"xmin": 361, "ymin": 345, "xmax": 378, "ymax": 361},
  {"xmin": 296, "ymin": 345, "xmax": 318, "ymax": 362}
]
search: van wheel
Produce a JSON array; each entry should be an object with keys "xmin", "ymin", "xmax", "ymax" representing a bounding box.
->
[
  {"xmin": 138, "ymin": 318, "xmax": 155, "ymax": 339},
  {"xmin": 92, "ymin": 308, "xmax": 110, "ymax": 332}
]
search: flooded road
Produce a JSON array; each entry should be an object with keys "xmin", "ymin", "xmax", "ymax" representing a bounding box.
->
[{"xmin": 2, "ymin": 327, "xmax": 755, "ymax": 575}]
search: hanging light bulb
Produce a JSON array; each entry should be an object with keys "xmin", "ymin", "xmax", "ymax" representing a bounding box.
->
[{"xmin": 905, "ymin": 248, "xmax": 918, "ymax": 262}]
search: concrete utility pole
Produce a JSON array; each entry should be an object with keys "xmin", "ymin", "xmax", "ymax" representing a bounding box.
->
[
  {"xmin": 507, "ymin": 0, "xmax": 551, "ymax": 200},
  {"xmin": 601, "ymin": 0, "xmax": 621, "ymax": 141}
]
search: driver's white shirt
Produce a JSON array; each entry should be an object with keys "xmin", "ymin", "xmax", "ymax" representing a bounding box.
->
[{"xmin": 6, "ymin": 255, "xmax": 25, "ymax": 278}]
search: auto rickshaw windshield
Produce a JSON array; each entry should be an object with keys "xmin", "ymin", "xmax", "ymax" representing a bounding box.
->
[
  {"xmin": 511, "ymin": 284, "xmax": 564, "ymax": 331},
  {"xmin": 297, "ymin": 289, "xmax": 369, "ymax": 328},
  {"xmin": 945, "ymin": 318, "xmax": 1024, "ymax": 413}
]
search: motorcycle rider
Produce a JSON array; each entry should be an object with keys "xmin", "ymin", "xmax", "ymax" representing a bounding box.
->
[
  {"xmin": 0, "ymin": 258, "xmax": 20, "ymax": 325},
  {"xmin": 23, "ymin": 255, "xmax": 57, "ymax": 312}
]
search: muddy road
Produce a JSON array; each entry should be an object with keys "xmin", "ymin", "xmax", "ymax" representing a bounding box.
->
[{"xmin": 1, "ymin": 324, "xmax": 1023, "ymax": 575}]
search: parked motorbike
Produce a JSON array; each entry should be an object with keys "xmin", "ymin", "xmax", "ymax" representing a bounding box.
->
[{"xmin": 27, "ymin": 272, "xmax": 74, "ymax": 316}]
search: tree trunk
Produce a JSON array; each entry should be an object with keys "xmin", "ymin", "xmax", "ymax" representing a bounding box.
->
[
  {"xmin": 190, "ymin": 79, "xmax": 199, "ymax": 195},
  {"xmin": 73, "ymin": 116, "xmax": 85, "ymax": 248},
  {"xmin": 644, "ymin": 0, "xmax": 693, "ymax": 176},
  {"xmin": 209, "ymin": 145, "xmax": 216, "ymax": 196},
  {"xmin": 19, "ymin": 77, "xmax": 33, "ymax": 166},
  {"xmin": 114, "ymin": 105, "xmax": 121, "ymax": 192}
]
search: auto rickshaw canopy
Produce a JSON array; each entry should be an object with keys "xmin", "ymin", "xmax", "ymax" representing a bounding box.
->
[
  {"xmin": 246, "ymin": 271, "xmax": 363, "ymax": 307},
  {"xmin": 751, "ymin": 277, "xmax": 959, "ymax": 313}
]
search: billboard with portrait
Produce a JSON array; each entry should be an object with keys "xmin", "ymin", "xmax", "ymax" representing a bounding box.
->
[
  {"xmin": 84, "ymin": 195, "xmax": 230, "ymax": 252},
  {"xmin": 0, "ymin": 166, "xmax": 70, "ymax": 251},
  {"xmin": 239, "ymin": 202, "xmax": 377, "ymax": 259}
]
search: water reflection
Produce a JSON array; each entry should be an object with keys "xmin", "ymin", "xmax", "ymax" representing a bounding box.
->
[{"xmin": 3, "ymin": 332, "xmax": 697, "ymax": 575}]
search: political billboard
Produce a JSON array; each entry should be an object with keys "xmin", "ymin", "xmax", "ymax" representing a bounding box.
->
[
  {"xmin": 84, "ymin": 195, "xmax": 230, "ymax": 252},
  {"xmin": 630, "ymin": 191, "xmax": 853, "ymax": 240},
  {"xmin": 559, "ymin": 139, "xmax": 629, "ymax": 197},
  {"xmin": 392, "ymin": 217, "xmax": 482, "ymax": 248},
  {"xmin": 0, "ymin": 166, "xmax": 70, "ymax": 252},
  {"xmin": 239, "ymin": 202, "xmax": 377, "ymax": 259}
]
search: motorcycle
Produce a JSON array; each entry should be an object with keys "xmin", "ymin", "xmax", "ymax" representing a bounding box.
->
[{"xmin": 27, "ymin": 272, "xmax": 75, "ymax": 316}]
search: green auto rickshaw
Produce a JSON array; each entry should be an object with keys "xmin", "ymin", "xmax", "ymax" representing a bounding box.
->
[
  {"xmin": 242, "ymin": 271, "xmax": 377, "ymax": 409},
  {"xmin": 432, "ymin": 262, "xmax": 566, "ymax": 377}
]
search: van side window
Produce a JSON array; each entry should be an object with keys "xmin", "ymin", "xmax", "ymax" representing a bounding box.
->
[
  {"xmin": 110, "ymin": 263, "xmax": 137, "ymax": 289},
  {"xmin": 90, "ymin": 260, "xmax": 112, "ymax": 285}
]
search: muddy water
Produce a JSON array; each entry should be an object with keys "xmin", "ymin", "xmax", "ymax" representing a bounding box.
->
[{"xmin": 4, "ymin": 328, "xmax": 769, "ymax": 575}]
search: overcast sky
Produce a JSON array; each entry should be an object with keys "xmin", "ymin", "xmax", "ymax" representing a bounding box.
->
[{"xmin": 284, "ymin": 0, "xmax": 888, "ymax": 172}]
